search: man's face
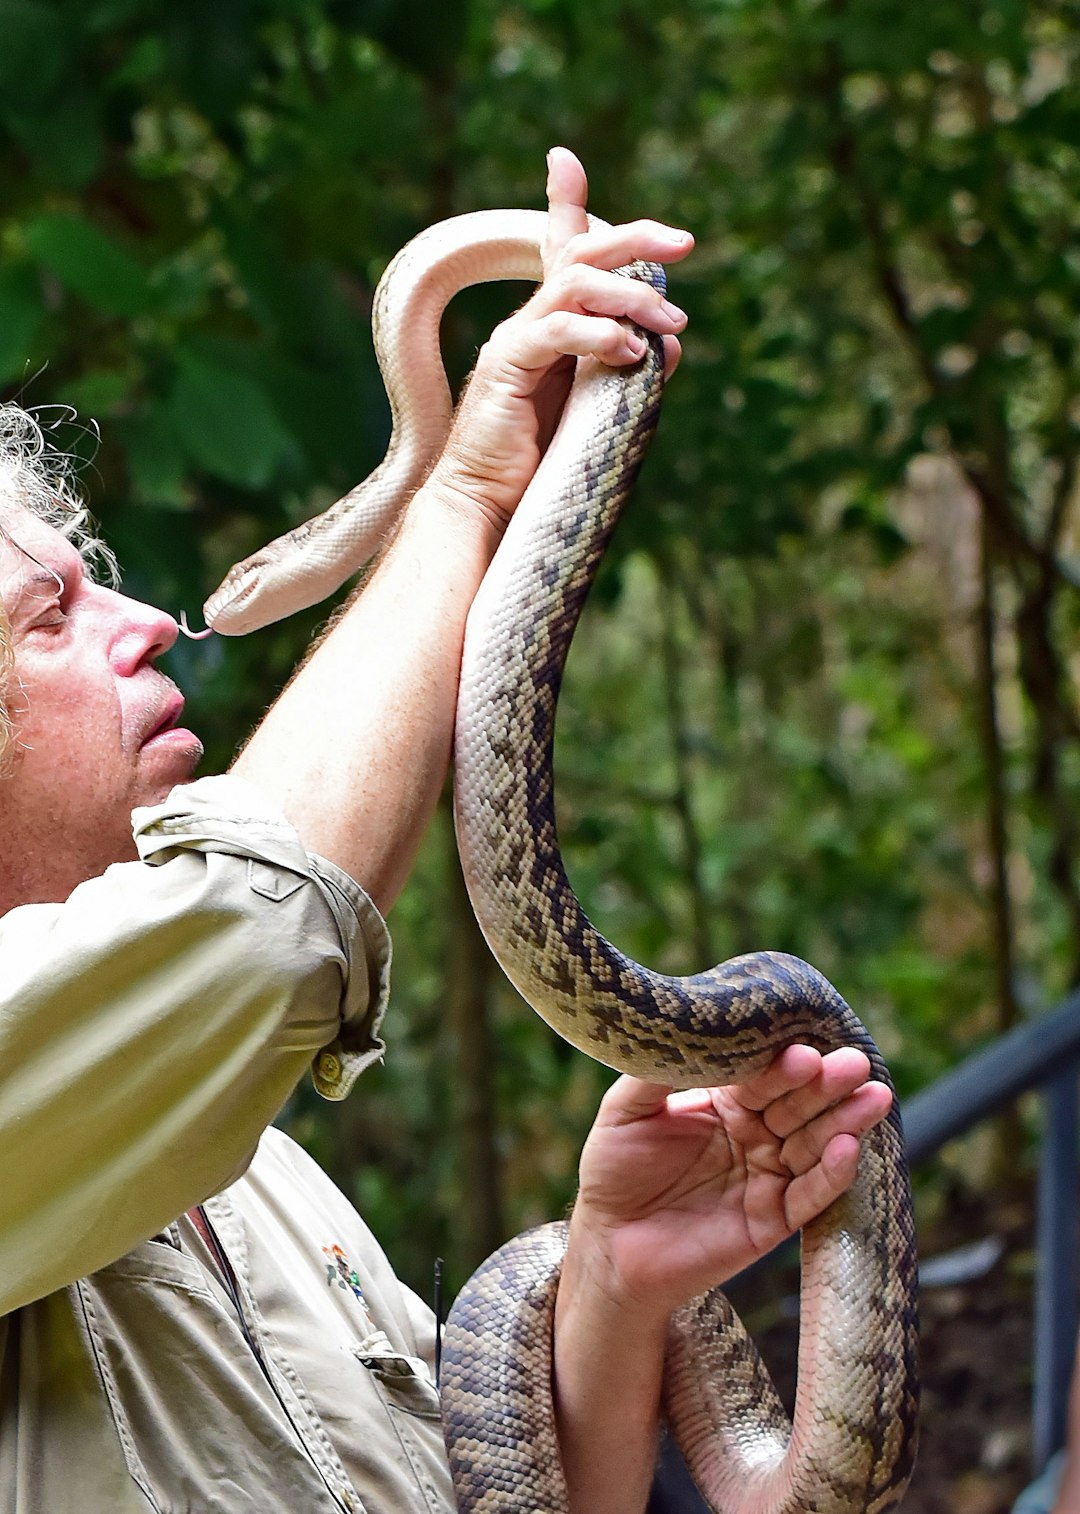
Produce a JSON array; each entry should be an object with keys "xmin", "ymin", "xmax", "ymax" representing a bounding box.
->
[{"xmin": 0, "ymin": 506, "xmax": 203, "ymax": 909}]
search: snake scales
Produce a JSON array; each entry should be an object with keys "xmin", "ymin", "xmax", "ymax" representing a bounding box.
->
[{"xmin": 204, "ymin": 207, "xmax": 919, "ymax": 1513}]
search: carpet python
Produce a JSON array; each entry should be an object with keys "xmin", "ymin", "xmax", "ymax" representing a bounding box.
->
[{"xmin": 204, "ymin": 206, "xmax": 919, "ymax": 1514}]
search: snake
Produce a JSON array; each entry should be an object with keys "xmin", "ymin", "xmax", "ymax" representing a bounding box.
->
[{"xmin": 203, "ymin": 206, "xmax": 919, "ymax": 1513}]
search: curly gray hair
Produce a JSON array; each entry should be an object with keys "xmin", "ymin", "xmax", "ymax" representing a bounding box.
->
[{"xmin": 0, "ymin": 403, "xmax": 117, "ymax": 765}]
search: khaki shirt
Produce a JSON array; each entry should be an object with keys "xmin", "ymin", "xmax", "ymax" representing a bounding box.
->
[{"xmin": 0, "ymin": 776, "xmax": 457, "ymax": 1513}]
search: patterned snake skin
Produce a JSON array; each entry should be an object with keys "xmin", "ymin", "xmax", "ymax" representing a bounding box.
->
[{"xmin": 203, "ymin": 209, "xmax": 919, "ymax": 1514}]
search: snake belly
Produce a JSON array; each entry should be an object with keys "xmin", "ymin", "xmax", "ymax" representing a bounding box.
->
[{"xmin": 200, "ymin": 209, "xmax": 919, "ymax": 1514}]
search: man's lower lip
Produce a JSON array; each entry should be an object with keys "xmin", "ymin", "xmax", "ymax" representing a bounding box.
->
[{"xmin": 144, "ymin": 725, "xmax": 197, "ymax": 748}]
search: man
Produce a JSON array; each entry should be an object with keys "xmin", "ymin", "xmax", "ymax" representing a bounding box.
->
[{"xmin": 0, "ymin": 149, "xmax": 893, "ymax": 1513}]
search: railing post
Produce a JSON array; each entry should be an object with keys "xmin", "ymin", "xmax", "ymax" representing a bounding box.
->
[{"xmin": 1033, "ymin": 1067, "xmax": 1080, "ymax": 1472}]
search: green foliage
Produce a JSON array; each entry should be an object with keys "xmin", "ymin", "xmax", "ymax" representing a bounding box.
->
[{"xmin": 3, "ymin": 0, "xmax": 1079, "ymax": 1294}]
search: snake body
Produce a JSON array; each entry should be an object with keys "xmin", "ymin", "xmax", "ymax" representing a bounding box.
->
[{"xmin": 204, "ymin": 210, "xmax": 919, "ymax": 1513}]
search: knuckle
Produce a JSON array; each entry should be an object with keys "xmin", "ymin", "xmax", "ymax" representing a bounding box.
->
[
  {"xmin": 559, "ymin": 227, "xmax": 601, "ymax": 267},
  {"xmin": 541, "ymin": 308, "xmax": 576, "ymax": 344},
  {"xmin": 477, "ymin": 321, "xmax": 518, "ymax": 362},
  {"xmin": 549, "ymin": 263, "xmax": 583, "ymax": 298},
  {"xmin": 475, "ymin": 331, "xmax": 503, "ymax": 361},
  {"xmin": 598, "ymin": 315, "xmax": 626, "ymax": 344},
  {"xmin": 548, "ymin": 263, "xmax": 601, "ymax": 309}
]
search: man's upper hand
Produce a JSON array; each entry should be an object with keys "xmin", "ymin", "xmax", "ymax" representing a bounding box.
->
[{"xmin": 427, "ymin": 146, "xmax": 693, "ymax": 536}]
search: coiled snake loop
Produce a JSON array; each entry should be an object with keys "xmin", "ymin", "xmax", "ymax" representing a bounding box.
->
[{"xmin": 204, "ymin": 207, "xmax": 919, "ymax": 1514}]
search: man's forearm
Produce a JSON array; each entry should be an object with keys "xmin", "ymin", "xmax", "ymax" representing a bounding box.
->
[
  {"xmin": 233, "ymin": 483, "xmax": 502, "ymax": 911},
  {"xmin": 553, "ymin": 1222, "xmax": 669, "ymax": 1514}
]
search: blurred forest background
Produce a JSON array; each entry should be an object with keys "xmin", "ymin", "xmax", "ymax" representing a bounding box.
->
[{"xmin": 1, "ymin": 0, "xmax": 1078, "ymax": 1507}]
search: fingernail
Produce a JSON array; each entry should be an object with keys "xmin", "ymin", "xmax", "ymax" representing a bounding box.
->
[
  {"xmin": 626, "ymin": 333, "xmax": 647, "ymax": 357},
  {"xmin": 660, "ymin": 298, "xmax": 687, "ymax": 327}
]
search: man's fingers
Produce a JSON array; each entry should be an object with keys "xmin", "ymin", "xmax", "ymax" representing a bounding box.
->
[
  {"xmin": 528, "ymin": 264, "xmax": 687, "ymax": 336},
  {"xmin": 732, "ymin": 1044, "xmax": 824, "ymax": 1112},
  {"xmin": 597, "ymin": 1074, "xmax": 674, "ymax": 1126},
  {"xmin": 783, "ymin": 1134, "xmax": 862, "ymax": 1231},
  {"xmin": 744, "ymin": 1045, "xmax": 874, "ymax": 1137},
  {"xmin": 539, "ymin": 147, "xmax": 690, "ymax": 379},
  {"xmin": 779, "ymin": 1081, "xmax": 893, "ymax": 1177},
  {"xmin": 543, "ymin": 146, "xmax": 590, "ymax": 274},
  {"xmin": 487, "ymin": 309, "xmax": 658, "ymax": 377},
  {"xmin": 544, "ymin": 146, "xmax": 693, "ymax": 279},
  {"xmin": 492, "ymin": 262, "xmax": 685, "ymax": 386},
  {"xmin": 556, "ymin": 218, "xmax": 694, "ymax": 276},
  {"xmin": 661, "ymin": 334, "xmax": 682, "ymax": 380}
]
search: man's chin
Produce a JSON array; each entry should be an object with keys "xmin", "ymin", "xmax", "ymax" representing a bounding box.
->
[{"xmin": 139, "ymin": 730, "xmax": 205, "ymax": 797}]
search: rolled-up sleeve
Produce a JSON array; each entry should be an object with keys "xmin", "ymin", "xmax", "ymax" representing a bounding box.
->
[{"xmin": 0, "ymin": 774, "xmax": 392, "ymax": 1315}]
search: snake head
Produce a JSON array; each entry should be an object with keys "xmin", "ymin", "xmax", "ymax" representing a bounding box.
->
[{"xmin": 202, "ymin": 558, "xmax": 269, "ymax": 636}]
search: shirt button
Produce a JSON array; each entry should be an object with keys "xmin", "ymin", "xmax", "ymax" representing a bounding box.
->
[{"xmin": 317, "ymin": 1049, "xmax": 342, "ymax": 1084}]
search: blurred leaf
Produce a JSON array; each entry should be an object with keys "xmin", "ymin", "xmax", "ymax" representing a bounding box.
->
[
  {"xmin": 6, "ymin": 91, "xmax": 104, "ymax": 188},
  {"xmin": 169, "ymin": 347, "xmax": 297, "ymax": 488},
  {"xmin": 0, "ymin": 263, "xmax": 45, "ymax": 383},
  {"xmin": 116, "ymin": 406, "xmax": 192, "ymax": 510},
  {"xmin": 24, "ymin": 212, "xmax": 153, "ymax": 318},
  {"xmin": 0, "ymin": 0, "xmax": 68, "ymax": 113},
  {"xmin": 56, "ymin": 369, "xmax": 132, "ymax": 418}
]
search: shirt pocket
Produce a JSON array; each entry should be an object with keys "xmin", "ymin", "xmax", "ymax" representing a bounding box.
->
[{"xmin": 355, "ymin": 1344, "xmax": 454, "ymax": 1513}]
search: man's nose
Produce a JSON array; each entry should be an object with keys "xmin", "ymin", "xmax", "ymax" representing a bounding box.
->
[{"xmin": 101, "ymin": 587, "xmax": 179, "ymax": 673}]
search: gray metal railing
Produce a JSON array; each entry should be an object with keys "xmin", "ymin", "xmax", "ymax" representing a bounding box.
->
[
  {"xmin": 648, "ymin": 989, "xmax": 1080, "ymax": 1510},
  {"xmin": 904, "ymin": 988, "xmax": 1080, "ymax": 1470}
]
